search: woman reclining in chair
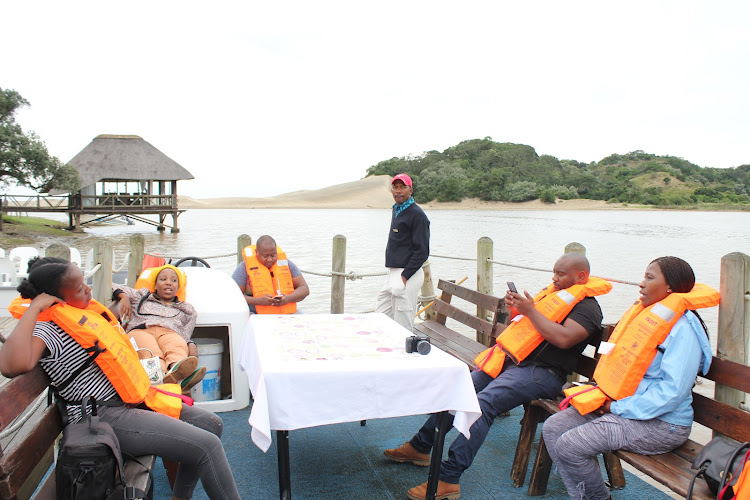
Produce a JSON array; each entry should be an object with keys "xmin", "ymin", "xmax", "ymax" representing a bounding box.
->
[{"xmin": 112, "ymin": 264, "xmax": 205, "ymax": 395}]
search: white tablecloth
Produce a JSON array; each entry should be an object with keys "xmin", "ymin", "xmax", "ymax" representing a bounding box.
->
[{"xmin": 239, "ymin": 313, "xmax": 481, "ymax": 452}]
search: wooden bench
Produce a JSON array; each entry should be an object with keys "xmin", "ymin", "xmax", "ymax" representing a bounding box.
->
[
  {"xmin": 413, "ymin": 278, "xmax": 509, "ymax": 368},
  {"xmin": 515, "ymin": 349, "xmax": 750, "ymax": 499},
  {"xmin": 0, "ymin": 365, "xmax": 155, "ymax": 499}
]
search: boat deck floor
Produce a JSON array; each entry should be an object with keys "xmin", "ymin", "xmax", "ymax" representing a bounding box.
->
[{"xmin": 149, "ymin": 405, "xmax": 672, "ymax": 499}]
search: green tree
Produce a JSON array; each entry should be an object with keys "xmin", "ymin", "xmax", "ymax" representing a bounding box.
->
[{"xmin": 1, "ymin": 88, "xmax": 79, "ymax": 193}]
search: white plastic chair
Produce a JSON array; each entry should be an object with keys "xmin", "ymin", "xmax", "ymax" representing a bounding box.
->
[
  {"xmin": 0, "ymin": 257, "xmax": 18, "ymax": 285},
  {"xmin": 0, "ymin": 248, "xmax": 5, "ymax": 258},
  {"xmin": 9, "ymin": 247, "xmax": 40, "ymax": 279}
]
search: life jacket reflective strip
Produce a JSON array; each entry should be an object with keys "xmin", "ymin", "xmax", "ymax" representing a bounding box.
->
[
  {"xmin": 243, "ymin": 245, "xmax": 296, "ymax": 314},
  {"xmin": 8, "ymin": 296, "xmax": 183, "ymax": 418},
  {"xmin": 562, "ymin": 283, "xmax": 720, "ymax": 415},
  {"xmin": 473, "ymin": 277, "xmax": 612, "ymax": 377},
  {"xmin": 134, "ymin": 264, "xmax": 187, "ymax": 302}
]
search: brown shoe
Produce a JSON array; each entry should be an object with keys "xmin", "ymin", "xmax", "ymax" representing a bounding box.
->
[
  {"xmin": 163, "ymin": 356, "xmax": 198, "ymax": 384},
  {"xmin": 406, "ymin": 480, "xmax": 460, "ymax": 500},
  {"xmin": 384, "ymin": 442, "xmax": 430, "ymax": 466}
]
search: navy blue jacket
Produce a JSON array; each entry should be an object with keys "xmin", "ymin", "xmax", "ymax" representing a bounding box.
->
[{"xmin": 385, "ymin": 203, "xmax": 430, "ymax": 280}]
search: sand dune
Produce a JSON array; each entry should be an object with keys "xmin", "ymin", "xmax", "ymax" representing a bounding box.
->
[{"xmin": 178, "ymin": 175, "xmax": 628, "ymax": 210}]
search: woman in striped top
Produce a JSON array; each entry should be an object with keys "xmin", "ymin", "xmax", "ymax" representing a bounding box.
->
[{"xmin": 0, "ymin": 257, "xmax": 241, "ymax": 500}]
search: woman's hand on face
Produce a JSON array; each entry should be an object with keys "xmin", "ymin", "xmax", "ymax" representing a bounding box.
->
[{"xmin": 29, "ymin": 293, "xmax": 64, "ymax": 314}]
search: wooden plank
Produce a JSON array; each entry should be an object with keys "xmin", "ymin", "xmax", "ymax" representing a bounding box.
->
[
  {"xmin": 123, "ymin": 455, "xmax": 157, "ymax": 495},
  {"xmin": 0, "ymin": 367, "xmax": 50, "ymax": 432},
  {"xmin": 415, "ymin": 321, "xmax": 486, "ymax": 358},
  {"xmin": 702, "ymin": 356, "xmax": 750, "ymax": 393},
  {"xmin": 511, "ymin": 404, "xmax": 546, "ymax": 487},
  {"xmin": 669, "ymin": 439, "xmax": 703, "ymax": 463},
  {"xmin": 437, "ymin": 279, "xmax": 502, "ymax": 312},
  {"xmin": 0, "ymin": 406, "xmax": 60, "ymax": 498},
  {"xmin": 432, "ymin": 300, "xmax": 494, "ymax": 336},
  {"xmin": 17, "ymin": 446, "xmax": 54, "ymax": 500},
  {"xmin": 528, "ymin": 433, "xmax": 554, "ymax": 496},
  {"xmin": 415, "ymin": 321, "xmax": 483, "ymax": 352},
  {"xmin": 615, "ymin": 450, "xmax": 713, "ymax": 500},
  {"xmin": 692, "ymin": 393, "xmax": 750, "ymax": 442}
]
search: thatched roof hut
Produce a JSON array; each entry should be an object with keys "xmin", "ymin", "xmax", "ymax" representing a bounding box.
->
[{"xmin": 66, "ymin": 134, "xmax": 194, "ymax": 189}]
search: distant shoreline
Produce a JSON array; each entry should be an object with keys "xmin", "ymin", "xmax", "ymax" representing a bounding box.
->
[
  {"xmin": 179, "ymin": 175, "xmax": 748, "ymax": 211},
  {"xmin": 179, "ymin": 175, "xmax": 637, "ymax": 210}
]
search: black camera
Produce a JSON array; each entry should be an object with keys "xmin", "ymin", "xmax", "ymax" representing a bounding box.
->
[{"xmin": 405, "ymin": 333, "xmax": 431, "ymax": 355}]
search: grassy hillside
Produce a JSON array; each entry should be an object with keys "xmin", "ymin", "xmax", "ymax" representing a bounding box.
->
[{"xmin": 366, "ymin": 139, "xmax": 750, "ymax": 207}]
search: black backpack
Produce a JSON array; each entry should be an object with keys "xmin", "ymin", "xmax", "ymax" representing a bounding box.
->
[{"xmin": 55, "ymin": 397, "xmax": 151, "ymax": 500}]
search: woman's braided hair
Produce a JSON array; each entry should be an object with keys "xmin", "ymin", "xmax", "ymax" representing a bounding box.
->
[
  {"xmin": 649, "ymin": 256, "xmax": 708, "ymax": 336},
  {"xmin": 16, "ymin": 257, "xmax": 74, "ymax": 300},
  {"xmin": 650, "ymin": 256, "xmax": 695, "ymax": 293}
]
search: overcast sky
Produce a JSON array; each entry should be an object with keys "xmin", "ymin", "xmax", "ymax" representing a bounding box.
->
[{"xmin": 4, "ymin": 1, "xmax": 749, "ymax": 198}]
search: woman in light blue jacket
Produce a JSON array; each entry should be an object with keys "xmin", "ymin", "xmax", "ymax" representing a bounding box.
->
[{"xmin": 543, "ymin": 256, "xmax": 713, "ymax": 500}]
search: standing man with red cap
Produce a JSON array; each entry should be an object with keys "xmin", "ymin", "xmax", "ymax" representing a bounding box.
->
[{"xmin": 376, "ymin": 173, "xmax": 430, "ymax": 331}]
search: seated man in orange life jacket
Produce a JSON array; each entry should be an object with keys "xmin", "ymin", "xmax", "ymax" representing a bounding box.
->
[
  {"xmin": 231, "ymin": 235, "xmax": 310, "ymax": 314},
  {"xmin": 385, "ymin": 253, "xmax": 608, "ymax": 500}
]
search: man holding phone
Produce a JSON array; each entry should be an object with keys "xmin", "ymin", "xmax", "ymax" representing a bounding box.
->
[
  {"xmin": 376, "ymin": 173, "xmax": 430, "ymax": 331},
  {"xmin": 232, "ymin": 235, "xmax": 310, "ymax": 314},
  {"xmin": 385, "ymin": 253, "xmax": 607, "ymax": 500}
]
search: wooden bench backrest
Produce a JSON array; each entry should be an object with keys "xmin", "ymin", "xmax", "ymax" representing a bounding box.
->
[
  {"xmin": 694, "ymin": 357, "xmax": 750, "ymax": 443},
  {"xmin": 571, "ymin": 323, "xmax": 612, "ymax": 380},
  {"xmin": 432, "ymin": 279, "xmax": 507, "ymax": 341},
  {"xmin": 0, "ymin": 367, "xmax": 61, "ymax": 500}
]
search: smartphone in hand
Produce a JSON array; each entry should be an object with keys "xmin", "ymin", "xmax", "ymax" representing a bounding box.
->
[{"xmin": 507, "ymin": 282, "xmax": 518, "ymax": 294}]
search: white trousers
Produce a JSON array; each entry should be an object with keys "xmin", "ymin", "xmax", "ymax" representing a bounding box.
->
[{"xmin": 375, "ymin": 267, "xmax": 424, "ymax": 332}]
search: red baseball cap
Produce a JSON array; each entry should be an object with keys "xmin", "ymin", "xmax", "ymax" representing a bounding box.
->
[{"xmin": 391, "ymin": 173, "xmax": 413, "ymax": 187}]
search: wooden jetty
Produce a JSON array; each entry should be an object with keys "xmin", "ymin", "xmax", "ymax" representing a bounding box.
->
[{"xmin": 0, "ymin": 135, "xmax": 193, "ymax": 233}]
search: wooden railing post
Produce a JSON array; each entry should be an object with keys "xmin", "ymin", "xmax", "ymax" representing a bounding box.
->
[
  {"xmin": 331, "ymin": 235, "xmax": 346, "ymax": 314},
  {"xmin": 45, "ymin": 243, "xmax": 71, "ymax": 261},
  {"xmin": 419, "ymin": 260, "xmax": 437, "ymax": 322},
  {"xmin": 92, "ymin": 239, "xmax": 113, "ymax": 304},
  {"xmin": 477, "ymin": 237, "xmax": 494, "ymax": 345},
  {"xmin": 127, "ymin": 234, "xmax": 144, "ymax": 287},
  {"xmin": 237, "ymin": 234, "xmax": 252, "ymax": 265},
  {"xmin": 717, "ymin": 252, "xmax": 750, "ymax": 412}
]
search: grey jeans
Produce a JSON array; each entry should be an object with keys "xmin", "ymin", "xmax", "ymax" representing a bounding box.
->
[
  {"xmin": 100, "ymin": 403, "xmax": 241, "ymax": 499},
  {"xmin": 543, "ymin": 407, "xmax": 691, "ymax": 500}
]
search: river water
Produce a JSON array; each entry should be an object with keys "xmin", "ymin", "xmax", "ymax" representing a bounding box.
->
[{"xmin": 56, "ymin": 208, "xmax": 749, "ymax": 340}]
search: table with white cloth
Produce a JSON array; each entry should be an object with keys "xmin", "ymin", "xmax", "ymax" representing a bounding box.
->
[{"xmin": 239, "ymin": 313, "xmax": 481, "ymax": 500}]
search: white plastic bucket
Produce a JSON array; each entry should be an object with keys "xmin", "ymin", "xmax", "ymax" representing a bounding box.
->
[{"xmin": 191, "ymin": 338, "xmax": 223, "ymax": 401}]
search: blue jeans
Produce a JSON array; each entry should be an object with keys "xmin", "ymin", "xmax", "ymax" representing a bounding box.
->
[
  {"xmin": 410, "ymin": 363, "xmax": 563, "ymax": 484},
  {"xmin": 100, "ymin": 403, "xmax": 241, "ymax": 499}
]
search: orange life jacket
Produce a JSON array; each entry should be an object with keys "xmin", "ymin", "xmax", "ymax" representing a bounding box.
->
[
  {"xmin": 8, "ymin": 296, "xmax": 183, "ymax": 418},
  {"xmin": 134, "ymin": 264, "xmax": 187, "ymax": 302},
  {"xmin": 243, "ymin": 245, "xmax": 296, "ymax": 314},
  {"xmin": 474, "ymin": 277, "xmax": 612, "ymax": 377},
  {"xmin": 730, "ymin": 457, "xmax": 750, "ymax": 500},
  {"xmin": 562, "ymin": 283, "xmax": 720, "ymax": 415}
]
